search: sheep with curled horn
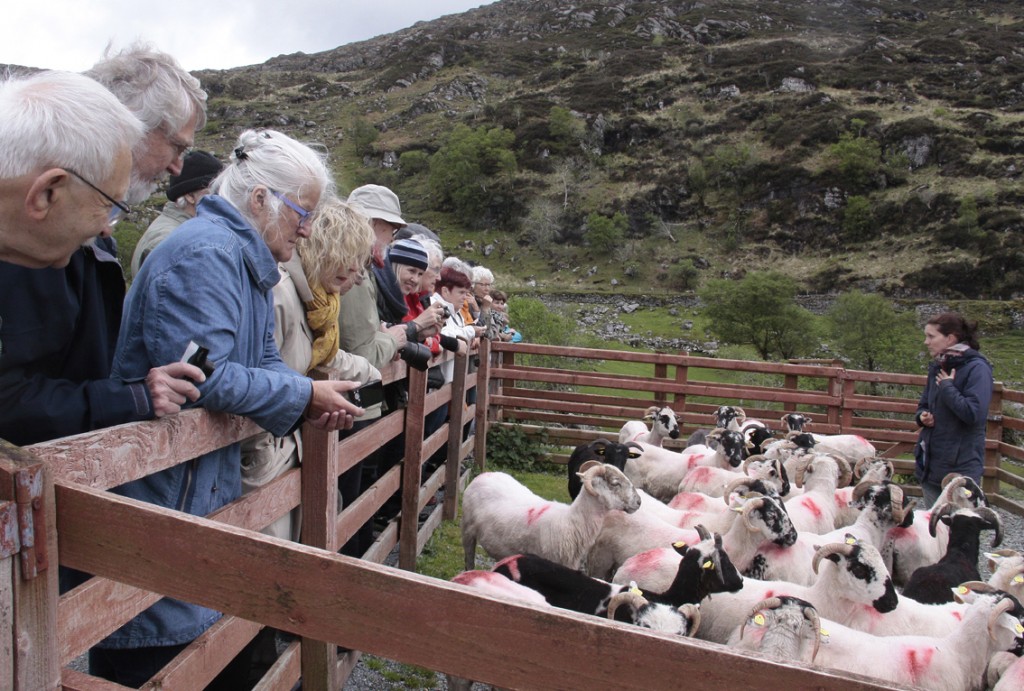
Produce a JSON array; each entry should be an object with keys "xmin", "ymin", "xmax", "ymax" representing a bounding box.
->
[
  {"xmin": 883, "ymin": 473, "xmax": 990, "ymax": 587},
  {"xmin": 607, "ymin": 591, "xmax": 702, "ymax": 637},
  {"xmin": 985, "ymin": 549, "xmax": 1024, "ymax": 602},
  {"xmin": 728, "ymin": 596, "xmax": 822, "ymax": 663},
  {"xmin": 785, "ymin": 453, "xmax": 853, "ymax": 534},
  {"xmin": 901, "ymin": 505, "xmax": 1003, "ymax": 605},
  {"xmin": 673, "ymin": 453, "xmax": 787, "ymax": 499}
]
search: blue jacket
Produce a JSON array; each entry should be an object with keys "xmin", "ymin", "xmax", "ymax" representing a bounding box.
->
[
  {"xmin": 0, "ymin": 238, "xmax": 152, "ymax": 446},
  {"xmin": 103, "ymin": 195, "xmax": 312, "ymax": 648},
  {"xmin": 915, "ymin": 347, "xmax": 993, "ymax": 486}
]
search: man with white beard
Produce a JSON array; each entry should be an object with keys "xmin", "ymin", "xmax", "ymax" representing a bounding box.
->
[{"xmin": 0, "ymin": 43, "xmax": 209, "ymax": 446}]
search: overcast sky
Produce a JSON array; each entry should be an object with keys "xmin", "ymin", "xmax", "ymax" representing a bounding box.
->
[{"xmin": 4, "ymin": 1, "xmax": 496, "ymax": 72}]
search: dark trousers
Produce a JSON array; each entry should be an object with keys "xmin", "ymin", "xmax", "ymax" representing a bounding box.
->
[{"xmin": 90, "ymin": 639, "xmax": 254, "ymax": 689}]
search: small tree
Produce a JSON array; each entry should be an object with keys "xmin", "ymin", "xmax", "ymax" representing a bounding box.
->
[
  {"xmin": 699, "ymin": 271, "xmax": 817, "ymax": 360},
  {"xmin": 828, "ymin": 291, "xmax": 919, "ymax": 373},
  {"xmin": 428, "ymin": 124, "xmax": 517, "ymax": 227},
  {"xmin": 351, "ymin": 118, "xmax": 379, "ymax": 158},
  {"xmin": 586, "ymin": 211, "xmax": 628, "ymax": 255},
  {"xmin": 829, "ymin": 131, "xmax": 881, "ymax": 189},
  {"xmin": 842, "ymin": 195, "xmax": 875, "ymax": 241}
]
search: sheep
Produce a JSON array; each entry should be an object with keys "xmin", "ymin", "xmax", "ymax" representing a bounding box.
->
[
  {"xmin": 684, "ymin": 406, "xmax": 746, "ymax": 447},
  {"xmin": 497, "ymin": 526, "xmax": 741, "ymax": 613},
  {"xmin": 674, "ymin": 453, "xmax": 788, "ymax": 498},
  {"xmin": 621, "ymin": 539, "xmax": 897, "ymax": 645},
  {"xmin": 884, "ymin": 474, "xmax": 989, "ymax": 587},
  {"xmin": 618, "ymin": 405, "xmax": 680, "ymax": 447},
  {"xmin": 987, "ymin": 651, "xmax": 1024, "ymax": 691},
  {"xmin": 727, "ymin": 596, "xmax": 822, "ymax": 663},
  {"xmin": 783, "ymin": 453, "xmax": 852, "ymax": 534},
  {"xmin": 730, "ymin": 587, "xmax": 1024, "ymax": 691},
  {"xmin": 589, "ymin": 492, "xmax": 796, "ymax": 580},
  {"xmin": 832, "ymin": 456, "xmax": 894, "ymax": 528},
  {"xmin": 987, "ymin": 549, "xmax": 1024, "ymax": 601},
  {"xmin": 624, "ymin": 428, "xmax": 747, "ymax": 501},
  {"xmin": 777, "ymin": 413, "xmax": 877, "ymax": 465},
  {"xmin": 566, "ymin": 437, "xmax": 643, "ymax": 499},
  {"xmin": 739, "ymin": 418, "xmax": 775, "ymax": 457},
  {"xmin": 746, "ymin": 481, "xmax": 914, "ymax": 586},
  {"xmin": 461, "ymin": 462, "xmax": 641, "ymax": 571},
  {"xmin": 901, "ymin": 506, "xmax": 1002, "ymax": 604},
  {"xmin": 657, "ymin": 477, "xmax": 779, "ymax": 534},
  {"xmin": 450, "ymin": 570, "xmax": 552, "ymax": 607}
]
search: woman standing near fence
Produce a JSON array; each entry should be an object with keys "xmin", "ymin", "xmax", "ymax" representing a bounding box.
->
[{"xmin": 915, "ymin": 311, "xmax": 994, "ymax": 507}]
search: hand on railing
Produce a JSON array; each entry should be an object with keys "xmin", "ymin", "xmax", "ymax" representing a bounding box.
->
[
  {"xmin": 146, "ymin": 362, "xmax": 205, "ymax": 417},
  {"xmin": 305, "ymin": 380, "xmax": 364, "ymax": 430}
]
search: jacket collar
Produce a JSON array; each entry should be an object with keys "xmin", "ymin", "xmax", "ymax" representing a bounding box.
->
[
  {"xmin": 280, "ymin": 253, "xmax": 314, "ymax": 302},
  {"xmin": 197, "ymin": 195, "xmax": 280, "ymax": 292}
]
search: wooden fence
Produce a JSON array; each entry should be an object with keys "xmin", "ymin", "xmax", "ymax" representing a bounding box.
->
[
  {"xmin": 0, "ymin": 340, "xmax": 972, "ymax": 689},
  {"xmin": 487, "ymin": 341, "xmax": 1024, "ymax": 515}
]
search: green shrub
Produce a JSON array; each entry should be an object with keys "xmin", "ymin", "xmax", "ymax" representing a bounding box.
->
[
  {"xmin": 586, "ymin": 211, "xmax": 628, "ymax": 254},
  {"xmin": 842, "ymin": 195, "xmax": 875, "ymax": 241},
  {"xmin": 486, "ymin": 424, "xmax": 552, "ymax": 473}
]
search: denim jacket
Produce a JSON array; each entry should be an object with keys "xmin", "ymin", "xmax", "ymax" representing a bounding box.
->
[{"xmin": 103, "ymin": 195, "xmax": 311, "ymax": 648}]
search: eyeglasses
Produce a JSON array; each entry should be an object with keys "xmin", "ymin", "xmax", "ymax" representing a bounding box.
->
[
  {"xmin": 164, "ymin": 129, "xmax": 194, "ymax": 160},
  {"xmin": 65, "ymin": 168, "xmax": 131, "ymax": 226},
  {"xmin": 271, "ymin": 190, "xmax": 312, "ymax": 230}
]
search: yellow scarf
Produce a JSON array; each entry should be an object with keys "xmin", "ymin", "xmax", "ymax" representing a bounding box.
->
[{"xmin": 304, "ymin": 284, "xmax": 340, "ymax": 373}]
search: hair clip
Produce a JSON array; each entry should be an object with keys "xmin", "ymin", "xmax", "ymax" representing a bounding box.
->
[{"xmin": 234, "ymin": 146, "xmax": 247, "ymax": 161}]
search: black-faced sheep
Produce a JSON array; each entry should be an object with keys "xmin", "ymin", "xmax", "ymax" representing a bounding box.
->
[
  {"xmin": 618, "ymin": 405, "xmax": 680, "ymax": 446},
  {"xmin": 901, "ymin": 506, "xmax": 1002, "ymax": 604},
  {"xmin": 462, "ymin": 462, "xmax": 640, "ymax": 571},
  {"xmin": 565, "ymin": 437, "xmax": 643, "ymax": 499}
]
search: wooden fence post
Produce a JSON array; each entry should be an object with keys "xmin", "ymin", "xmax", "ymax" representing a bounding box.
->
[
  {"xmin": 447, "ymin": 353, "xmax": 472, "ymax": 475},
  {"xmin": 400, "ymin": 366, "xmax": 428, "ymax": 571},
  {"xmin": 0, "ymin": 441, "xmax": 60, "ymax": 691},
  {"xmin": 474, "ymin": 339, "xmax": 491, "ymax": 473},
  {"xmin": 654, "ymin": 361, "xmax": 668, "ymax": 406},
  {"xmin": 674, "ymin": 356, "xmax": 688, "ymax": 415},
  {"xmin": 985, "ymin": 382, "xmax": 1004, "ymax": 496},
  {"xmin": 300, "ymin": 370, "xmax": 342, "ymax": 691}
]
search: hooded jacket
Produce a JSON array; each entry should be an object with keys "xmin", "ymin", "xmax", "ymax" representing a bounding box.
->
[{"xmin": 915, "ymin": 347, "xmax": 993, "ymax": 485}]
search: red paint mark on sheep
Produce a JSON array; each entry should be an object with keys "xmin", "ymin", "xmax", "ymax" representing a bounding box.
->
[
  {"xmin": 685, "ymin": 453, "xmax": 705, "ymax": 470},
  {"xmin": 526, "ymin": 505, "xmax": 551, "ymax": 526},
  {"xmin": 626, "ymin": 549, "xmax": 666, "ymax": 576},
  {"xmin": 951, "ymin": 610, "xmax": 962, "ymax": 622},
  {"xmin": 689, "ymin": 467, "xmax": 712, "ymax": 483},
  {"xmin": 493, "ymin": 555, "xmax": 523, "ymax": 580},
  {"xmin": 800, "ymin": 497, "xmax": 822, "ymax": 519},
  {"xmin": 672, "ymin": 493, "xmax": 706, "ymax": 511},
  {"xmin": 901, "ymin": 646, "xmax": 934, "ymax": 685}
]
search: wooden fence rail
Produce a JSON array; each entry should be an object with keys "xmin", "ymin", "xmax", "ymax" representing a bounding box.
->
[{"xmin": 4, "ymin": 340, "xmax": 1017, "ymax": 689}]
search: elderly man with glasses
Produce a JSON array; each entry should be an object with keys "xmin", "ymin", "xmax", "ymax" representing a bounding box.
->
[{"xmin": 0, "ymin": 43, "xmax": 209, "ymax": 448}]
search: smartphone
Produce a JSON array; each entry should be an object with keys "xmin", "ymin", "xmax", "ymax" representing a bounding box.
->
[{"xmin": 346, "ymin": 380, "xmax": 384, "ymax": 407}]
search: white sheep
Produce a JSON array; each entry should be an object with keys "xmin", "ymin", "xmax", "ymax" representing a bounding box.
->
[
  {"xmin": 450, "ymin": 570, "xmax": 552, "ymax": 607},
  {"xmin": 731, "ymin": 588, "xmax": 1023, "ymax": 691},
  {"xmin": 674, "ymin": 454, "xmax": 788, "ymax": 499},
  {"xmin": 832, "ymin": 456, "xmax": 894, "ymax": 528},
  {"xmin": 746, "ymin": 482, "xmax": 914, "ymax": 586},
  {"xmin": 783, "ymin": 453, "xmax": 852, "ymax": 534},
  {"xmin": 986, "ymin": 548, "xmax": 1024, "ymax": 602},
  {"xmin": 619, "ymin": 539, "xmax": 897, "ymax": 646},
  {"xmin": 461, "ymin": 462, "xmax": 641, "ymax": 571},
  {"xmin": 618, "ymin": 405, "xmax": 680, "ymax": 447},
  {"xmin": 626, "ymin": 429, "xmax": 747, "ymax": 500},
  {"xmin": 589, "ymin": 492, "xmax": 796, "ymax": 580},
  {"xmin": 988, "ymin": 650, "xmax": 1024, "ymax": 691},
  {"xmin": 778, "ymin": 413, "xmax": 877, "ymax": 465}
]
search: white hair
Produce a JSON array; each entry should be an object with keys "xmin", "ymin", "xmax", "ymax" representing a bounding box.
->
[
  {"xmin": 0, "ymin": 70, "xmax": 144, "ymax": 180},
  {"xmin": 419, "ymin": 238, "xmax": 443, "ymax": 267},
  {"xmin": 85, "ymin": 42, "xmax": 207, "ymax": 134},
  {"xmin": 472, "ymin": 266, "xmax": 494, "ymax": 285},
  {"xmin": 212, "ymin": 129, "xmax": 334, "ymax": 231},
  {"xmin": 442, "ymin": 255, "xmax": 473, "ymax": 277}
]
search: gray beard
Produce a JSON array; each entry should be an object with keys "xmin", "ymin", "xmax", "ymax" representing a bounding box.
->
[{"xmin": 126, "ymin": 170, "xmax": 161, "ymax": 205}]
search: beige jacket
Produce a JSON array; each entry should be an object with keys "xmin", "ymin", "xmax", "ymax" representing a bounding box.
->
[{"xmin": 240, "ymin": 255, "xmax": 381, "ymax": 540}]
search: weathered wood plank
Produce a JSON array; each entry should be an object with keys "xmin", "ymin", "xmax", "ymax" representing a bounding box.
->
[{"xmin": 55, "ymin": 482, "xmax": 903, "ymax": 690}]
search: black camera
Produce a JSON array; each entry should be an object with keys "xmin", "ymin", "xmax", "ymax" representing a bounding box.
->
[
  {"xmin": 181, "ymin": 341, "xmax": 216, "ymax": 378},
  {"xmin": 399, "ymin": 341, "xmax": 432, "ymax": 371},
  {"xmin": 441, "ymin": 305, "xmax": 452, "ymax": 319},
  {"xmin": 346, "ymin": 380, "xmax": 384, "ymax": 407}
]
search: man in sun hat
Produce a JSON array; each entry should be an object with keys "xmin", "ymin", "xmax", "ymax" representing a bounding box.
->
[{"xmin": 131, "ymin": 150, "xmax": 223, "ymax": 276}]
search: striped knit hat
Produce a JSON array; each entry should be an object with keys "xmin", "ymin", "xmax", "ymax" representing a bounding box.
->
[{"xmin": 388, "ymin": 238, "xmax": 428, "ymax": 270}]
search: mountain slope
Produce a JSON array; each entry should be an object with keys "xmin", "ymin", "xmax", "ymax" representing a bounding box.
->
[{"xmin": 189, "ymin": 0, "xmax": 1024, "ymax": 299}]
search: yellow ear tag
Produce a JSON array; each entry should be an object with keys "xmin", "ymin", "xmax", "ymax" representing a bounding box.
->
[
  {"xmin": 1015, "ymin": 623, "xmax": 1024, "ymax": 635},
  {"xmin": 753, "ymin": 613, "xmax": 765, "ymax": 626},
  {"xmin": 702, "ymin": 560, "xmax": 713, "ymax": 570},
  {"xmin": 1013, "ymin": 575, "xmax": 1024, "ymax": 584},
  {"xmin": 957, "ymin": 585, "xmax": 970, "ymax": 595},
  {"xmin": 628, "ymin": 581, "xmax": 643, "ymax": 597},
  {"xmin": 845, "ymin": 536, "xmax": 857, "ymax": 545},
  {"xmin": 595, "ymin": 447, "xmax": 606, "ymax": 456},
  {"xmin": 673, "ymin": 541, "xmax": 687, "ymax": 548}
]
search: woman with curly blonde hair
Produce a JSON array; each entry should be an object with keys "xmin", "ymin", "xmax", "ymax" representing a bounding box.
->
[{"xmin": 241, "ymin": 197, "xmax": 379, "ymax": 541}]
